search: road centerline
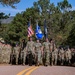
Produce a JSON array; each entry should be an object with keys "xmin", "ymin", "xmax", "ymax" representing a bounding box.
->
[
  {"xmin": 17, "ymin": 66, "xmax": 35, "ymax": 75},
  {"xmin": 25, "ymin": 67, "xmax": 39, "ymax": 75}
]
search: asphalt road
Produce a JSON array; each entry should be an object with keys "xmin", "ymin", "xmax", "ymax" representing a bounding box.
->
[{"xmin": 0, "ymin": 65, "xmax": 75, "ymax": 75}]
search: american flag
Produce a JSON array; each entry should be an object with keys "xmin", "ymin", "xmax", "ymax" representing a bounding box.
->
[{"xmin": 28, "ymin": 21, "xmax": 34, "ymax": 37}]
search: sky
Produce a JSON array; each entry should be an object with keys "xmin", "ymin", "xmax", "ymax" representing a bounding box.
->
[{"xmin": 0, "ymin": 0, "xmax": 75, "ymax": 16}]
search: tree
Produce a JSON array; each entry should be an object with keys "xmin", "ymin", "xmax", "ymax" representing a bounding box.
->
[
  {"xmin": 6, "ymin": 7, "xmax": 40, "ymax": 44},
  {"xmin": 0, "ymin": 12, "xmax": 9, "ymax": 19},
  {"xmin": 57, "ymin": 0, "xmax": 72, "ymax": 12},
  {"xmin": 7, "ymin": 13, "xmax": 26, "ymax": 44},
  {"xmin": 33, "ymin": 0, "xmax": 59, "ymax": 39},
  {"xmin": 63, "ymin": 10, "xmax": 75, "ymax": 47},
  {"xmin": 0, "ymin": 0, "xmax": 20, "ymax": 8},
  {"xmin": 0, "ymin": 12, "xmax": 10, "ymax": 41},
  {"xmin": 0, "ymin": 0, "xmax": 74, "ymax": 47},
  {"xmin": 33, "ymin": 0, "xmax": 74, "ymax": 46}
]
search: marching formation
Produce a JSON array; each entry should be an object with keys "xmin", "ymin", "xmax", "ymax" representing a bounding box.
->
[{"xmin": 10, "ymin": 37, "xmax": 75, "ymax": 66}]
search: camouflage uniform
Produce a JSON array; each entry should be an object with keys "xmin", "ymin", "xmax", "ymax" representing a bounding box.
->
[
  {"xmin": 10, "ymin": 47, "xmax": 14, "ymax": 64},
  {"xmin": 0, "ymin": 43, "xmax": 2, "ymax": 63},
  {"xmin": 0, "ymin": 43, "xmax": 11, "ymax": 64},
  {"xmin": 26, "ymin": 40, "xmax": 35, "ymax": 66},
  {"xmin": 52, "ymin": 48, "xmax": 58, "ymax": 65},
  {"xmin": 42, "ymin": 41, "xmax": 50, "ymax": 66},
  {"xmin": 50, "ymin": 42, "xmax": 56, "ymax": 66},
  {"xmin": 20, "ymin": 39, "xmax": 27, "ymax": 65},
  {"xmin": 20, "ymin": 48, "xmax": 27, "ymax": 65},
  {"xmin": 65, "ymin": 48, "xmax": 72, "ymax": 64},
  {"xmin": 59, "ymin": 48, "xmax": 65, "ymax": 65},
  {"xmin": 71, "ymin": 48, "xmax": 75, "ymax": 64},
  {"xmin": 14, "ymin": 46, "xmax": 20, "ymax": 65},
  {"xmin": 26, "ymin": 41, "xmax": 34, "ymax": 53},
  {"xmin": 34, "ymin": 42, "xmax": 42, "ymax": 65}
]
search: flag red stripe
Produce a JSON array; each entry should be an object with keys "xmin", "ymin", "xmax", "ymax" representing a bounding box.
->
[{"xmin": 28, "ymin": 25, "xmax": 34, "ymax": 37}]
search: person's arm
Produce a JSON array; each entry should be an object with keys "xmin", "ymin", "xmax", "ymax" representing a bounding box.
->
[
  {"xmin": 25, "ymin": 42, "xmax": 29, "ymax": 53},
  {"xmin": 33, "ymin": 46, "xmax": 35, "ymax": 54},
  {"xmin": 41, "ymin": 43, "xmax": 44, "ymax": 55},
  {"xmin": 50, "ymin": 43, "xmax": 52, "ymax": 52}
]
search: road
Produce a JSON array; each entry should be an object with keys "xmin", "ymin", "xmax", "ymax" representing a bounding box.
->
[{"xmin": 0, "ymin": 65, "xmax": 75, "ymax": 75}]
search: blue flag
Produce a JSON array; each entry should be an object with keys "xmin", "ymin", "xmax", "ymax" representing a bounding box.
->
[
  {"xmin": 44, "ymin": 19, "xmax": 48, "ymax": 38},
  {"xmin": 35, "ymin": 23, "xmax": 44, "ymax": 39}
]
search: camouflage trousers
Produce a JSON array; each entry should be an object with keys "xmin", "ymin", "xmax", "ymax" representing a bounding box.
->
[
  {"xmin": 35, "ymin": 51, "xmax": 42, "ymax": 65},
  {"xmin": 65, "ymin": 57, "xmax": 71, "ymax": 64},
  {"xmin": 51, "ymin": 52, "xmax": 58, "ymax": 65},
  {"xmin": 15, "ymin": 53, "xmax": 19, "ymax": 64},
  {"xmin": 43, "ymin": 50, "xmax": 50, "ymax": 65},
  {"xmin": 20, "ymin": 50, "xmax": 26, "ymax": 65},
  {"xmin": 27, "ymin": 51, "xmax": 34, "ymax": 66},
  {"xmin": 60, "ymin": 56, "xmax": 64, "ymax": 65}
]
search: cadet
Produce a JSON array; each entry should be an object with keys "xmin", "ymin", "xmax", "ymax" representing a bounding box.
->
[
  {"xmin": 34, "ymin": 39, "xmax": 42, "ymax": 66},
  {"xmin": 10, "ymin": 43, "xmax": 16, "ymax": 65},
  {"xmin": 52, "ymin": 47, "xmax": 58, "ymax": 65},
  {"xmin": 71, "ymin": 48, "xmax": 75, "ymax": 64},
  {"xmin": 42, "ymin": 38, "xmax": 50, "ymax": 66},
  {"xmin": 14, "ymin": 44, "xmax": 20, "ymax": 65},
  {"xmin": 49, "ymin": 39, "xmax": 56, "ymax": 66},
  {"xmin": 59, "ymin": 48, "xmax": 65, "ymax": 65},
  {"xmin": 20, "ymin": 39, "xmax": 27, "ymax": 65},
  {"xmin": 65, "ymin": 48, "xmax": 72, "ymax": 65},
  {"xmin": 26, "ymin": 37, "xmax": 35, "ymax": 66}
]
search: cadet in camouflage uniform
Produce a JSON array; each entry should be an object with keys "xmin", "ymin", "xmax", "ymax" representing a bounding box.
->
[
  {"xmin": 59, "ymin": 48, "xmax": 65, "ymax": 65},
  {"xmin": 65, "ymin": 48, "xmax": 72, "ymax": 65},
  {"xmin": 49, "ymin": 39, "xmax": 56, "ymax": 66},
  {"xmin": 71, "ymin": 48, "xmax": 75, "ymax": 64},
  {"xmin": 52, "ymin": 47, "xmax": 58, "ymax": 65},
  {"xmin": 42, "ymin": 38, "xmax": 50, "ymax": 66},
  {"xmin": 0, "ymin": 42, "xmax": 2, "ymax": 63},
  {"xmin": 34, "ymin": 39, "xmax": 42, "ymax": 66},
  {"xmin": 26, "ymin": 37, "xmax": 35, "ymax": 66},
  {"xmin": 20, "ymin": 39, "xmax": 27, "ymax": 65},
  {"xmin": 14, "ymin": 44, "xmax": 20, "ymax": 65}
]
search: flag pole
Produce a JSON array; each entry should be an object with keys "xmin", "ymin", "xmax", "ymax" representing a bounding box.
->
[
  {"xmin": 44, "ymin": 19, "xmax": 48, "ymax": 39},
  {"xmin": 35, "ymin": 20, "xmax": 44, "ymax": 40},
  {"xmin": 27, "ymin": 16, "xmax": 34, "ymax": 39},
  {"xmin": 36, "ymin": 19, "xmax": 38, "ymax": 28},
  {"xmin": 29, "ymin": 16, "xmax": 31, "ymax": 25}
]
